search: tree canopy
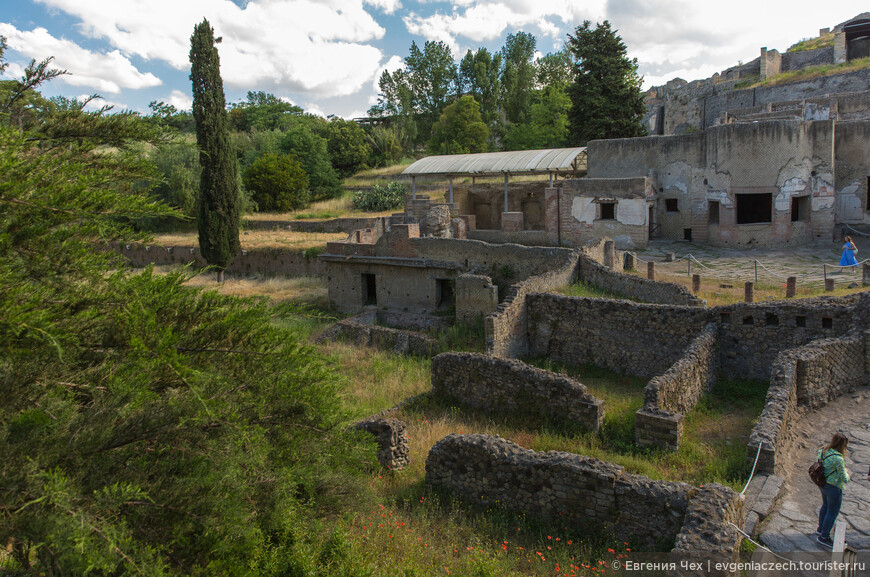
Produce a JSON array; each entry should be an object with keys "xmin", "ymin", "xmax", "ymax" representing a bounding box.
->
[
  {"xmin": 566, "ymin": 20, "xmax": 646, "ymax": 145},
  {"xmin": 190, "ymin": 19, "xmax": 240, "ymax": 272},
  {"xmin": 0, "ymin": 35, "xmax": 373, "ymax": 576},
  {"xmin": 428, "ymin": 95, "xmax": 489, "ymax": 155}
]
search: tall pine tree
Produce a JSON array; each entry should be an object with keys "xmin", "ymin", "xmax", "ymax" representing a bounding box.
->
[
  {"xmin": 567, "ymin": 20, "xmax": 646, "ymax": 145},
  {"xmin": 190, "ymin": 19, "xmax": 239, "ymax": 280}
]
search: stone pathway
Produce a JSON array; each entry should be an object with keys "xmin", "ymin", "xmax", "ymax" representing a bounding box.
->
[
  {"xmin": 759, "ymin": 386, "xmax": 870, "ymax": 554},
  {"xmin": 634, "ymin": 238, "xmax": 870, "ymax": 290}
]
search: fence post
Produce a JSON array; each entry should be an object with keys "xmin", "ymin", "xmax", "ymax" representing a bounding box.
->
[
  {"xmin": 754, "ymin": 260, "xmax": 758, "ymax": 284},
  {"xmin": 647, "ymin": 261, "xmax": 656, "ymax": 281},
  {"xmin": 623, "ymin": 252, "xmax": 635, "ymax": 271},
  {"xmin": 786, "ymin": 276, "xmax": 796, "ymax": 298},
  {"xmin": 864, "ymin": 263, "xmax": 870, "ymax": 287},
  {"xmin": 825, "ymin": 278, "xmax": 835, "ymax": 292},
  {"xmin": 692, "ymin": 274, "xmax": 701, "ymax": 294},
  {"xmin": 744, "ymin": 281, "xmax": 754, "ymax": 303}
]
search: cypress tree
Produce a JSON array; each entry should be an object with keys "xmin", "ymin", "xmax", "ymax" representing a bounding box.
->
[
  {"xmin": 567, "ymin": 20, "xmax": 646, "ymax": 145},
  {"xmin": 190, "ymin": 19, "xmax": 239, "ymax": 280}
]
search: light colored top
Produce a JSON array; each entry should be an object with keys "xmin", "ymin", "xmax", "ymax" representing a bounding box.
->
[{"xmin": 402, "ymin": 147, "xmax": 588, "ymax": 177}]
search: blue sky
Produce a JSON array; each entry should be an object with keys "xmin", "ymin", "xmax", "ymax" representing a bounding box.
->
[{"xmin": 1, "ymin": 1, "xmax": 867, "ymax": 118}]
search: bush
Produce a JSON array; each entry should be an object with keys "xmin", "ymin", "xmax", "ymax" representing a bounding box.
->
[
  {"xmin": 243, "ymin": 153, "xmax": 310, "ymax": 211},
  {"xmin": 352, "ymin": 181, "xmax": 406, "ymax": 212}
]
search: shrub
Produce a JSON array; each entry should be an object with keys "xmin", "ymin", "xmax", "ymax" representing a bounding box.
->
[
  {"xmin": 243, "ymin": 152, "xmax": 310, "ymax": 211},
  {"xmin": 352, "ymin": 181, "xmax": 406, "ymax": 212}
]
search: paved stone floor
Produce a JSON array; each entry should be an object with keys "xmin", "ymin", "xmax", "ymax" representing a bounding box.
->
[
  {"xmin": 758, "ymin": 386, "xmax": 870, "ymax": 554},
  {"xmin": 634, "ymin": 237, "xmax": 870, "ymax": 289}
]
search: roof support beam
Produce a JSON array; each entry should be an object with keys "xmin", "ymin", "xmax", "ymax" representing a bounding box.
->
[
  {"xmin": 412, "ymin": 176, "xmax": 416, "ymax": 200},
  {"xmin": 449, "ymin": 176, "xmax": 453, "ymax": 205},
  {"xmin": 503, "ymin": 173, "xmax": 509, "ymax": 213}
]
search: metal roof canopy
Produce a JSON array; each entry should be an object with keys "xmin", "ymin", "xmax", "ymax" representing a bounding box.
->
[{"xmin": 402, "ymin": 147, "xmax": 587, "ymax": 177}]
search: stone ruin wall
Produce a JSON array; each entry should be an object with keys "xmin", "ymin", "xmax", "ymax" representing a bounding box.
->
[
  {"xmin": 527, "ymin": 294, "xmax": 711, "ymax": 378},
  {"xmin": 315, "ymin": 310, "xmax": 439, "ymax": 357},
  {"xmin": 748, "ymin": 330, "xmax": 867, "ymax": 475},
  {"xmin": 431, "ymin": 353, "xmax": 604, "ymax": 433},
  {"xmin": 116, "ymin": 242, "xmax": 326, "ymax": 277},
  {"xmin": 576, "ymin": 257, "xmax": 703, "ymax": 306},
  {"xmin": 425, "ymin": 434, "xmax": 743, "ymax": 558},
  {"xmin": 636, "ymin": 323, "xmax": 719, "ymax": 451},
  {"xmin": 354, "ymin": 417, "xmax": 410, "ymax": 471}
]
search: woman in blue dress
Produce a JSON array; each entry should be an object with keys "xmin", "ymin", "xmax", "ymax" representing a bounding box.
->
[{"xmin": 839, "ymin": 235, "xmax": 858, "ymax": 272}]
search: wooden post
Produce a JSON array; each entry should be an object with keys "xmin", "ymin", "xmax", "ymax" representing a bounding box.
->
[
  {"xmin": 786, "ymin": 276, "xmax": 796, "ymax": 298},
  {"xmin": 825, "ymin": 278, "xmax": 835, "ymax": 292},
  {"xmin": 744, "ymin": 282, "xmax": 754, "ymax": 303},
  {"xmin": 647, "ymin": 261, "xmax": 655, "ymax": 281},
  {"xmin": 692, "ymin": 274, "xmax": 701, "ymax": 294}
]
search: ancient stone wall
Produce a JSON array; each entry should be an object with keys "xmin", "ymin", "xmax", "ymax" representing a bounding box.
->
[
  {"xmin": 316, "ymin": 313, "xmax": 438, "ymax": 356},
  {"xmin": 781, "ymin": 46, "xmax": 835, "ymax": 71},
  {"xmin": 577, "ymin": 258, "xmax": 704, "ymax": 306},
  {"xmin": 527, "ymin": 294, "xmax": 712, "ymax": 378},
  {"xmin": 248, "ymin": 216, "xmax": 385, "ymax": 234},
  {"xmin": 748, "ymin": 330, "xmax": 866, "ymax": 475},
  {"xmin": 636, "ymin": 324, "xmax": 719, "ymax": 450},
  {"xmin": 116, "ymin": 243, "xmax": 326, "ymax": 277},
  {"xmin": 431, "ymin": 353, "xmax": 604, "ymax": 432},
  {"xmin": 673, "ymin": 484, "xmax": 744, "ymax": 572},
  {"xmin": 455, "ymin": 274, "xmax": 498, "ymax": 323},
  {"xmin": 425, "ymin": 434, "xmax": 741, "ymax": 554},
  {"xmin": 486, "ymin": 253, "xmax": 579, "ymax": 358},
  {"xmin": 354, "ymin": 417, "xmax": 410, "ymax": 471},
  {"xmin": 466, "ymin": 229, "xmax": 552, "ymax": 247},
  {"xmin": 716, "ymin": 296, "xmax": 858, "ymax": 380}
]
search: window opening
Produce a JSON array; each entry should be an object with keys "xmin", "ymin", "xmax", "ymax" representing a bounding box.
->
[
  {"xmin": 736, "ymin": 193, "xmax": 772, "ymax": 224},
  {"xmin": 683, "ymin": 228, "xmax": 692, "ymax": 241},
  {"xmin": 436, "ymin": 279, "xmax": 455, "ymax": 310},
  {"xmin": 600, "ymin": 202, "xmax": 616, "ymax": 220},
  {"xmin": 765, "ymin": 313, "xmax": 779, "ymax": 326},
  {"xmin": 796, "ymin": 316, "xmax": 806, "ymax": 327},
  {"xmin": 665, "ymin": 198, "xmax": 679, "ymax": 212},
  {"xmin": 743, "ymin": 316, "xmax": 754, "ymax": 325},
  {"xmin": 822, "ymin": 317, "xmax": 833, "ymax": 329},
  {"xmin": 791, "ymin": 196, "xmax": 809, "ymax": 222}
]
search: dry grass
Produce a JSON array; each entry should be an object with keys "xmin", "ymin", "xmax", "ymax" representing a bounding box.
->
[
  {"xmin": 179, "ymin": 273, "xmax": 329, "ymax": 305},
  {"xmin": 787, "ymin": 32, "xmax": 834, "ymax": 53},
  {"xmin": 245, "ymin": 190, "xmax": 396, "ymax": 221},
  {"xmin": 150, "ymin": 229, "xmax": 347, "ymax": 250},
  {"xmin": 622, "ymin": 268, "xmax": 869, "ymax": 307},
  {"xmin": 741, "ymin": 57, "xmax": 870, "ymax": 89}
]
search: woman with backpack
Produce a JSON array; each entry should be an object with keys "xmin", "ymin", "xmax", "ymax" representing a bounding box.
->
[{"xmin": 815, "ymin": 432, "xmax": 851, "ymax": 547}]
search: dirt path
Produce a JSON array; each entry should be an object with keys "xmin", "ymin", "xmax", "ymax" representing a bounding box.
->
[{"xmin": 759, "ymin": 384, "xmax": 870, "ymax": 553}]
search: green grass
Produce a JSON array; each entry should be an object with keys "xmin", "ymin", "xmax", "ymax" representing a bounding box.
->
[
  {"xmin": 295, "ymin": 210, "xmax": 342, "ymax": 220},
  {"xmin": 787, "ymin": 32, "xmax": 834, "ymax": 53},
  {"xmin": 741, "ymin": 57, "xmax": 870, "ymax": 89}
]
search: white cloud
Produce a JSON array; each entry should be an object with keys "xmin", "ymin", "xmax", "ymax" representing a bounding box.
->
[
  {"xmin": 34, "ymin": 0, "xmax": 389, "ymax": 98},
  {"xmin": 403, "ymin": 0, "xmax": 607, "ymax": 48},
  {"xmin": 0, "ymin": 23, "xmax": 161, "ymax": 93},
  {"xmin": 364, "ymin": 0, "xmax": 401, "ymax": 13},
  {"xmin": 78, "ymin": 94, "xmax": 128, "ymax": 111},
  {"xmin": 165, "ymin": 89, "xmax": 194, "ymax": 112}
]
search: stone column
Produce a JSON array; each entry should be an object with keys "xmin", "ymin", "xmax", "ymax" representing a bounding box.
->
[
  {"xmin": 834, "ymin": 30, "xmax": 846, "ymax": 64},
  {"xmin": 604, "ymin": 240, "xmax": 615, "ymax": 270},
  {"xmin": 647, "ymin": 262, "xmax": 655, "ymax": 281},
  {"xmin": 786, "ymin": 277, "xmax": 796, "ymax": 298},
  {"xmin": 692, "ymin": 274, "xmax": 701, "ymax": 294},
  {"xmin": 863, "ymin": 263, "xmax": 870, "ymax": 287},
  {"xmin": 744, "ymin": 282, "xmax": 754, "ymax": 303},
  {"xmin": 623, "ymin": 252, "xmax": 635, "ymax": 271},
  {"xmin": 825, "ymin": 278, "xmax": 835, "ymax": 292}
]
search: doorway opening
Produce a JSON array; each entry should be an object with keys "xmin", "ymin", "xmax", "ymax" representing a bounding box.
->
[{"xmin": 362, "ymin": 273, "xmax": 377, "ymax": 306}]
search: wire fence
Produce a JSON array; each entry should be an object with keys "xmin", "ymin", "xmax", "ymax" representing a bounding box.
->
[{"xmin": 628, "ymin": 251, "xmax": 869, "ymax": 289}]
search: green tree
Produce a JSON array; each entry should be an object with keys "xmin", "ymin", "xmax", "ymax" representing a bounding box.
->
[
  {"xmin": 536, "ymin": 49, "xmax": 573, "ymax": 90},
  {"xmin": 503, "ymin": 84, "xmax": 571, "ymax": 150},
  {"xmin": 143, "ymin": 140, "xmax": 201, "ymax": 229},
  {"xmin": 0, "ymin": 40, "xmax": 373, "ymax": 576},
  {"xmin": 428, "ymin": 95, "xmax": 489, "ymax": 155},
  {"xmin": 499, "ymin": 32, "xmax": 537, "ymax": 125},
  {"xmin": 243, "ymin": 153, "xmax": 310, "ymax": 211},
  {"xmin": 279, "ymin": 122, "xmax": 341, "ymax": 200},
  {"xmin": 458, "ymin": 47, "xmax": 502, "ymax": 127},
  {"xmin": 228, "ymin": 91, "xmax": 302, "ymax": 132},
  {"xmin": 190, "ymin": 19, "xmax": 240, "ymax": 280},
  {"xmin": 365, "ymin": 123, "xmax": 405, "ymax": 167},
  {"xmin": 325, "ymin": 117, "xmax": 370, "ymax": 177},
  {"xmin": 567, "ymin": 20, "xmax": 646, "ymax": 144}
]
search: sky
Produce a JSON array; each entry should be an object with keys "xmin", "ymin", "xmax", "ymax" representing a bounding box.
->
[{"xmin": 0, "ymin": 1, "xmax": 867, "ymax": 119}]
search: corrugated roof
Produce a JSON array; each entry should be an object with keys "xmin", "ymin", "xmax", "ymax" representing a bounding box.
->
[{"xmin": 402, "ymin": 147, "xmax": 587, "ymax": 176}]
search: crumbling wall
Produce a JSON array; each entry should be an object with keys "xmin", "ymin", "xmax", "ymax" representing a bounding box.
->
[
  {"xmin": 576, "ymin": 258, "xmax": 703, "ymax": 306},
  {"xmin": 636, "ymin": 324, "xmax": 719, "ymax": 450},
  {"xmin": 354, "ymin": 417, "xmax": 410, "ymax": 471},
  {"xmin": 455, "ymin": 274, "xmax": 498, "ymax": 323},
  {"xmin": 316, "ymin": 312, "xmax": 438, "ymax": 356},
  {"xmin": 527, "ymin": 294, "xmax": 712, "ymax": 378},
  {"xmin": 431, "ymin": 353, "xmax": 604, "ymax": 432},
  {"xmin": 748, "ymin": 330, "xmax": 866, "ymax": 475},
  {"xmin": 426, "ymin": 434, "xmax": 741, "ymax": 555},
  {"xmin": 117, "ymin": 243, "xmax": 326, "ymax": 277}
]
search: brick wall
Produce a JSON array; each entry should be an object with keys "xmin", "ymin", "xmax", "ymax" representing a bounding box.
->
[
  {"xmin": 455, "ymin": 274, "xmax": 498, "ymax": 323},
  {"xmin": 425, "ymin": 434, "xmax": 741, "ymax": 555},
  {"xmin": 577, "ymin": 258, "xmax": 704, "ymax": 306},
  {"xmin": 431, "ymin": 353, "xmax": 604, "ymax": 432},
  {"xmin": 248, "ymin": 216, "xmax": 385, "ymax": 234}
]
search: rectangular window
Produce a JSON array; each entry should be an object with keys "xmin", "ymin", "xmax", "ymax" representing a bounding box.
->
[
  {"xmin": 436, "ymin": 279, "xmax": 455, "ymax": 310},
  {"xmin": 708, "ymin": 201, "xmax": 720, "ymax": 224},
  {"xmin": 599, "ymin": 202, "xmax": 616, "ymax": 220},
  {"xmin": 736, "ymin": 193, "xmax": 772, "ymax": 224},
  {"xmin": 791, "ymin": 196, "xmax": 810, "ymax": 222},
  {"xmin": 665, "ymin": 198, "xmax": 679, "ymax": 212}
]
